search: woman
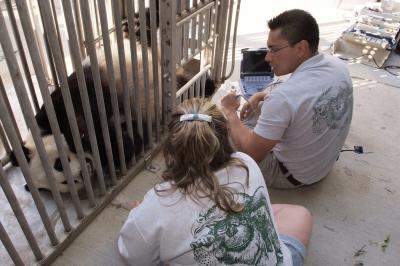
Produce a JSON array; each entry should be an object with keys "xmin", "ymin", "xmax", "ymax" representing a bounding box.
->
[{"xmin": 118, "ymin": 98, "xmax": 312, "ymax": 265}]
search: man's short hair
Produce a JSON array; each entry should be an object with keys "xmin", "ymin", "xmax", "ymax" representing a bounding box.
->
[{"xmin": 268, "ymin": 9, "xmax": 319, "ymax": 53}]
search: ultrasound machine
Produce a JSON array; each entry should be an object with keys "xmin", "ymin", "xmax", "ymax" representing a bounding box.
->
[{"xmin": 239, "ymin": 48, "xmax": 274, "ymax": 99}]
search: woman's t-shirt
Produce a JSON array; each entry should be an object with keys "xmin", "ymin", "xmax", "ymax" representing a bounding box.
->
[{"xmin": 118, "ymin": 152, "xmax": 292, "ymax": 266}]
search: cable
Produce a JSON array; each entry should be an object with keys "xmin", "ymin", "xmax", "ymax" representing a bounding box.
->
[{"xmin": 340, "ymin": 145, "xmax": 373, "ymax": 154}]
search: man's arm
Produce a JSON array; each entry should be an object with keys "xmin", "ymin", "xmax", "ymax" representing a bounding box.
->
[{"xmin": 221, "ymin": 93, "xmax": 278, "ymax": 162}]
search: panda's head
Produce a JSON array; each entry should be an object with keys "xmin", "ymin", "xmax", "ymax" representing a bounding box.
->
[{"xmin": 10, "ymin": 132, "xmax": 90, "ymax": 193}]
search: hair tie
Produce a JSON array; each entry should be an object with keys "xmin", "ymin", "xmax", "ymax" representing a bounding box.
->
[{"xmin": 180, "ymin": 113, "xmax": 212, "ymax": 122}]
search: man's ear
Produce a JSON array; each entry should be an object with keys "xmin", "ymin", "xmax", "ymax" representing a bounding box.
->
[
  {"xmin": 9, "ymin": 144, "xmax": 31, "ymax": 166},
  {"xmin": 297, "ymin": 40, "xmax": 311, "ymax": 57}
]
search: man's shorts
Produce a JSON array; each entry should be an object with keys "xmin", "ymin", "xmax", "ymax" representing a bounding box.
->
[
  {"xmin": 280, "ymin": 234, "xmax": 306, "ymax": 266},
  {"xmin": 259, "ymin": 152, "xmax": 304, "ymax": 189}
]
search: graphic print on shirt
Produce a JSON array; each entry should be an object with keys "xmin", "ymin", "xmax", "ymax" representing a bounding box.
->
[
  {"xmin": 190, "ymin": 187, "xmax": 284, "ymax": 265},
  {"xmin": 312, "ymin": 82, "xmax": 353, "ymax": 134}
]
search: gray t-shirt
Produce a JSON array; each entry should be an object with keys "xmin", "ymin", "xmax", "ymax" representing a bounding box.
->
[{"xmin": 254, "ymin": 54, "xmax": 353, "ymax": 184}]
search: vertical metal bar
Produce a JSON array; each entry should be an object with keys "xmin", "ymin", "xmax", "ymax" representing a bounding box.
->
[
  {"xmin": 80, "ymin": 0, "xmax": 118, "ymax": 183},
  {"xmin": 0, "ymin": 165, "xmax": 43, "ymax": 261},
  {"xmin": 98, "ymin": 0, "xmax": 128, "ymax": 173},
  {"xmin": 0, "ymin": 220, "xmax": 24, "ymax": 266},
  {"xmin": 62, "ymin": 0, "xmax": 107, "ymax": 194},
  {"xmin": 149, "ymin": 0, "xmax": 161, "ymax": 142},
  {"xmin": 195, "ymin": 78, "xmax": 201, "ymax": 97},
  {"xmin": 138, "ymin": 0, "xmax": 153, "ymax": 149},
  {"xmin": 197, "ymin": 7, "xmax": 204, "ymax": 51},
  {"xmin": 92, "ymin": 0, "xmax": 101, "ymax": 41},
  {"xmin": 212, "ymin": 0, "xmax": 227, "ymax": 83},
  {"xmin": 50, "ymin": 0, "xmax": 67, "ymax": 67},
  {"xmin": 201, "ymin": 71, "xmax": 206, "ymax": 97},
  {"xmin": 190, "ymin": 0, "xmax": 198, "ymax": 56},
  {"xmin": 36, "ymin": 0, "xmax": 97, "ymax": 206},
  {"xmin": 161, "ymin": 0, "xmax": 177, "ymax": 123},
  {"xmin": 73, "ymin": 0, "xmax": 86, "ymax": 58},
  {"xmin": 14, "ymin": 0, "xmax": 85, "ymax": 218},
  {"xmin": 36, "ymin": 3, "xmax": 59, "ymax": 88},
  {"xmin": 27, "ymin": 0, "xmax": 51, "ymax": 82},
  {"xmin": 0, "ymin": 28, "xmax": 75, "ymax": 236},
  {"xmin": 0, "ymin": 78, "xmax": 23, "ymax": 143},
  {"xmin": 225, "ymin": 0, "xmax": 241, "ymax": 80},
  {"xmin": 127, "ymin": 0, "xmax": 144, "ymax": 155},
  {"xmin": 221, "ymin": 0, "xmax": 234, "ymax": 80},
  {"xmin": 182, "ymin": 22, "xmax": 189, "ymax": 62},
  {"xmin": 210, "ymin": 2, "xmax": 220, "ymax": 82},
  {"xmin": 1, "ymin": 7, "xmax": 73, "ymax": 236},
  {"xmin": 0, "ymin": 121, "xmax": 11, "ymax": 154},
  {"xmin": 5, "ymin": 0, "xmax": 40, "ymax": 113},
  {"xmin": 0, "ymin": 80, "xmax": 59, "ymax": 246}
]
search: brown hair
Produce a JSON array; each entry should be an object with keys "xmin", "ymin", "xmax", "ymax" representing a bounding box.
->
[{"xmin": 158, "ymin": 98, "xmax": 249, "ymax": 213}]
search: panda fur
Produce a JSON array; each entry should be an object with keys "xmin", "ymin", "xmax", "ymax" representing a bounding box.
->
[{"xmin": 11, "ymin": 33, "xmax": 215, "ymax": 194}]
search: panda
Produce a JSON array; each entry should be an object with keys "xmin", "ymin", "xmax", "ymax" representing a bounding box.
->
[{"xmin": 10, "ymin": 18, "xmax": 216, "ymax": 194}]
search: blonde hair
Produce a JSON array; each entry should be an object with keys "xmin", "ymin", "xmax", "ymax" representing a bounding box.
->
[{"xmin": 158, "ymin": 98, "xmax": 249, "ymax": 213}]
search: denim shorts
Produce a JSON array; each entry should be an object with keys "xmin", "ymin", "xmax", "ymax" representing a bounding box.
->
[{"xmin": 280, "ymin": 234, "xmax": 306, "ymax": 266}]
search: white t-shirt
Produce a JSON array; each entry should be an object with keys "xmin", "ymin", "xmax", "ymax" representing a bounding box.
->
[
  {"xmin": 118, "ymin": 152, "xmax": 292, "ymax": 266},
  {"xmin": 254, "ymin": 54, "xmax": 353, "ymax": 184}
]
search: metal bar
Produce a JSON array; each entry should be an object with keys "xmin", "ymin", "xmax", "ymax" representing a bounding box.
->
[
  {"xmin": 138, "ymin": 0, "xmax": 153, "ymax": 149},
  {"xmin": 0, "ymin": 78, "xmax": 59, "ymax": 245},
  {"xmin": 212, "ymin": 0, "xmax": 228, "ymax": 83},
  {"xmin": 201, "ymin": 71, "xmax": 206, "ymax": 97},
  {"xmin": 73, "ymin": 0, "xmax": 86, "ymax": 58},
  {"xmin": 225, "ymin": 0, "xmax": 241, "ymax": 80},
  {"xmin": 127, "ymin": 0, "xmax": 144, "ymax": 155},
  {"xmin": 80, "ymin": 0, "xmax": 118, "ymax": 184},
  {"xmin": 1, "ymin": 10, "xmax": 74, "ymax": 234},
  {"xmin": 50, "ymin": 0, "xmax": 67, "ymax": 67},
  {"xmin": 0, "ymin": 78, "xmax": 23, "ymax": 143},
  {"xmin": 182, "ymin": 21, "xmax": 189, "ymax": 61},
  {"xmin": 1, "ymin": 6, "xmax": 74, "ymax": 236},
  {"xmin": 62, "ymin": 0, "xmax": 107, "ymax": 195},
  {"xmin": 149, "ymin": 0, "xmax": 161, "ymax": 142},
  {"xmin": 161, "ymin": 0, "xmax": 177, "ymax": 123},
  {"xmin": 190, "ymin": 15, "xmax": 197, "ymax": 57},
  {"xmin": 27, "ymin": 0, "xmax": 51, "ymax": 82},
  {"xmin": 197, "ymin": 7, "xmax": 204, "ymax": 51},
  {"xmin": 0, "ymin": 121, "xmax": 11, "ymax": 154},
  {"xmin": 37, "ymin": 0, "xmax": 97, "ymax": 206},
  {"xmin": 0, "ymin": 219, "xmax": 24, "ymax": 266},
  {"xmin": 14, "ymin": 0, "xmax": 85, "ymax": 218},
  {"xmin": 36, "ymin": 2, "xmax": 59, "ymax": 88},
  {"xmin": 195, "ymin": 77, "xmax": 201, "ymax": 97},
  {"xmin": 176, "ymin": 65, "xmax": 210, "ymax": 98},
  {"xmin": 221, "ymin": 0, "xmax": 234, "ymax": 80},
  {"xmin": 98, "ymin": 0, "xmax": 128, "ymax": 174},
  {"xmin": 38, "ymin": 145, "xmax": 162, "ymax": 266},
  {"xmin": 5, "ymin": 0, "xmax": 40, "ymax": 113},
  {"xmin": 92, "ymin": 0, "xmax": 101, "ymax": 41},
  {"xmin": 176, "ymin": 1, "xmax": 214, "ymax": 27},
  {"xmin": 112, "ymin": 0, "xmax": 130, "ymax": 174}
]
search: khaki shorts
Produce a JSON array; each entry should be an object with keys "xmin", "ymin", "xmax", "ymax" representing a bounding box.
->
[{"xmin": 259, "ymin": 152, "xmax": 304, "ymax": 189}]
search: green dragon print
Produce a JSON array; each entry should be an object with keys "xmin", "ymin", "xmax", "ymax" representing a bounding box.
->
[{"xmin": 190, "ymin": 187, "xmax": 284, "ymax": 265}]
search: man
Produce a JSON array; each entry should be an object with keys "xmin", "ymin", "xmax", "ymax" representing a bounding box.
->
[{"xmin": 221, "ymin": 9, "xmax": 353, "ymax": 189}]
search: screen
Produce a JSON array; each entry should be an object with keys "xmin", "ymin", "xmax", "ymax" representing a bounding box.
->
[{"xmin": 242, "ymin": 50, "xmax": 271, "ymax": 73}]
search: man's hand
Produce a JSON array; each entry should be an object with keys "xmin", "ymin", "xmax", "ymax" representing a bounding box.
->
[
  {"xmin": 240, "ymin": 92, "xmax": 267, "ymax": 120},
  {"xmin": 221, "ymin": 92, "xmax": 240, "ymax": 115}
]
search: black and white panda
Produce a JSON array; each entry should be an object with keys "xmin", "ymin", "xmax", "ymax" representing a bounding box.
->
[{"xmin": 10, "ymin": 19, "xmax": 216, "ymax": 194}]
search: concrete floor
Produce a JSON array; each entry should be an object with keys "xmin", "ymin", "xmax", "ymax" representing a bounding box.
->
[
  {"xmin": 53, "ymin": 2, "xmax": 400, "ymax": 266},
  {"xmin": 1, "ymin": 1, "xmax": 398, "ymax": 265}
]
